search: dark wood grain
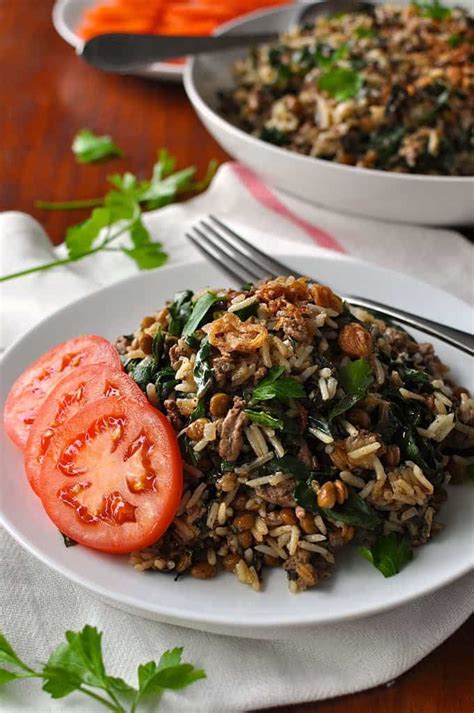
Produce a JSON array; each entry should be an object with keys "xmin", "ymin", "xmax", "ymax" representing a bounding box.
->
[{"xmin": 0, "ymin": 3, "xmax": 472, "ymax": 711}]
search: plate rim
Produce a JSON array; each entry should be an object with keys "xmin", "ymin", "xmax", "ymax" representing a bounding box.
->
[
  {"xmin": 52, "ymin": 0, "xmax": 183, "ymax": 79},
  {"xmin": 1, "ymin": 253, "xmax": 473, "ymax": 632}
]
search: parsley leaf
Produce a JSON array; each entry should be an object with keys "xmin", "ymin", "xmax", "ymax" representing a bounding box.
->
[
  {"xmin": 319, "ymin": 67, "xmax": 362, "ymax": 101},
  {"xmin": 250, "ymin": 366, "xmax": 306, "ymax": 404},
  {"xmin": 72, "ymin": 129, "xmax": 123, "ymax": 164},
  {"xmin": 0, "ymin": 626, "xmax": 205, "ymax": 711},
  {"xmin": 448, "ymin": 33, "xmax": 461, "ymax": 48},
  {"xmin": 414, "ymin": 0, "xmax": 451, "ymax": 21},
  {"xmin": 359, "ymin": 533, "xmax": 413, "ymax": 577},
  {"xmin": 182, "ymin": 292, "xmax": 222, "ymax": 338},
  {"xmin": 135, "ymin": 647, "xmax": 205, "ymax": 701},
  {"xmin": 354, "ymin": 26, "xmax": 375, "ymax": 39},
  {"xmin": 339, "ymin": 358, "xmax": 373, "ymax": 396},
  {"xmin": 328, "ymin": 358, "xmax": 373, "ymax": 420}
]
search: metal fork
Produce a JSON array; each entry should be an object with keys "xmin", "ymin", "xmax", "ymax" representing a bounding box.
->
[{"xmin": 186, "ymin": 215, "xmax": 474, "ymax": 356}]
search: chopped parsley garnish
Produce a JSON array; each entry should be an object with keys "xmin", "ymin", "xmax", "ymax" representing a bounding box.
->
[
  {"xmin": 413, "ymin": 0, "xmax": 451, "ymax": 21},
  {"xmin": 319, "ymin": 67, "xmax": 362, "ymax": 102},
  {"xmin": 359, "ymin": 533, "xmax": 413, "ymax": 577},
  {"xmin": 245, "ymin": 409, "xmax": 284, "ymax": 430},
  {"xmin": 354, "ymin": 26, "xmax": 376, "ymax": 39},
  {"xmin": 250, "ymin": 366, "xmax": 306, "ymax": 404}
]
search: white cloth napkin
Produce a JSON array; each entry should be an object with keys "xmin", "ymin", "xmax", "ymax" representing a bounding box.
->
[{"xmin": 1, "ymin": 162, "xmax": 473, "ymax": 712}]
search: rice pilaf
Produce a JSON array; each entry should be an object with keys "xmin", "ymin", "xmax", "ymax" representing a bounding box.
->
[
  {"xmin": 118, "ymin": 276, "xmax": 473, "ymax": 592},
  {"xmin": 220, "ymin": 2, "xmax": 474, "ymax": 175}
]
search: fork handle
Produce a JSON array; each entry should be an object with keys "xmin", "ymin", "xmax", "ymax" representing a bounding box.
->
[{"xmin": 347, "ymin": 295, "xmax": 474, "ymax": 356}]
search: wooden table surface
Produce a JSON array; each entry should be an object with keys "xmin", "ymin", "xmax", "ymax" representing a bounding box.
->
[{"xmin": 1, "ymin": 2, "xmax": 472, "ymax": 712}]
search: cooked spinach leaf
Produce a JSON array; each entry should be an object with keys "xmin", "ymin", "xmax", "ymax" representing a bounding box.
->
[
  {"xmin": 308, "ymin": 413, "xmax": 333, "ymax": 438},
  {"xmin": 168, "ymin": 290, "xmax": 193, "ymax": 337},
  {"xmin": 154, "ymin": 366, "xmax": 177, "ymax": 401},
  {"xmin": 234, "ymin": 301, "xmax": 259, "ymax": 321},
  {"xmin": 182, "ymin": 293, "xmax": 222, "ymax": 338},
  {"xmin": 322, "ymin": 489, "xmax": 381, "ymax": 530},
  {"xmin": 328, "ymin": 393, "xmax": 362, "ymax": 421},
  {"xmin": 359, "ymin": 533, "xmax": 413, "ymax": 577},
  {"xmin": 193, "ymin": 339, "xmax": 213, "ymax": 398},
  {"xmin": 269, "ymin": 455, "xmax": 312, "ymax": 480},
  {"xmin": 152, "ymin": 326, "xmax": 164, "ymax": 361},
  {"xmin": 294, "ymin": 481, "xmax": 317, "ymax": 511},
  {"xmin": 131, "ymin": 356, "xmax": 158, "ymax": 391}
]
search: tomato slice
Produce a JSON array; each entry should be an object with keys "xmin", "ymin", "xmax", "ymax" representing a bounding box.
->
[
  {"xmin": 38, "ymin": 396, "xmax": 183, "ymax": 554},
  {"xmin": 25, "ymin": 364, "xmax": 147, "ymax": 495},
  {"xmin": 3, "ymin": 335, "xmax": 121, "ymax": 449}
]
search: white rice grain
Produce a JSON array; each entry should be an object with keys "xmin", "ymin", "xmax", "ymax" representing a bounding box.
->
[
  {"xmin": 350, "ymin": 442, "xmax": 381, "ymax": 460},
  {"xmin": 340, "ymin": 470, "xmax": 365, "ymax": 488},
  {"xmin": 228, "ymin": 295, "xmax": 258, "ymax": 312},
  {"xmin": 245, "ymin": 424, "xmax": 269, "ymax": 458}
]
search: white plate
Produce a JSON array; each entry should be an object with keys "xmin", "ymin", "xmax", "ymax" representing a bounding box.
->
[
  {"xmin": 1, "ymin": 254, "xmax": 473, "ymax": 638},
  {"xmin": 184, "ymin": 4, "xmax": 474, "ymax": 225},
  {"xmin": 53, "ymin": 0, "xmax": 183, "ymax": 81}
]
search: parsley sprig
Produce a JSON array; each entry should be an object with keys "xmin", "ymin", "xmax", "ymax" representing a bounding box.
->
[
  {"xmin": 1, "ymin": 139, "xmax": 217, "ymax": 283},
  {"xmin": 73, "ymin": 129, "xmax": 123, "ymax": 164},
  {"xmin": 0, "ymin": 625, "xmax": 205, "ymax": 712}
]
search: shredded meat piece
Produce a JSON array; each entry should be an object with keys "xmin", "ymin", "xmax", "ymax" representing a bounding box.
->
[
  {"xmin": 212, "ymin": 353, "xmax": 235, "ymax": 387},
  {"xmin": 297, "ymin": 440, "xmax": 315, "ymax": 468},
  {"xmin": 257, "ymin": 479, "xmax": 296, "ymax": 507},
  {"xmin": 409, "ymin": 341, "xmax": 448, "ymax": 377},
  {"xmin": 218, "ymin": 396, "xmax": 248, "ymax": 462},
  {"xmin": 295, "ymin": 403, "xmax": 308, "ymax": 431},
  {"xmin": 169, "ymin": 339, "xmax": 193, "ymax": 368},
  {"xmin": 164, "ymin": 399, "xmax": 183, "ymax": 432},
  {"xmin": 273, "ymin": 301, "xmax": 315, "ymax": 343},
  {"xmin": 115, "ymin": 335, "xmax": 131, "ymax": 355}
]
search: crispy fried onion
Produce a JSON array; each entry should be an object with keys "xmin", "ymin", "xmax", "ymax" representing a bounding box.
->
[
  {"xmin": 256, "ymin": 276, "xmax": 310, "ymax": 305},
  {"xmin": 203, "ymin": 313, "xmax": 268, "ymax": 353}
]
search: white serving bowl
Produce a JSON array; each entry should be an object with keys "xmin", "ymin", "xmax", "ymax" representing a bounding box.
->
[{"xmin": 184, "ymin": 3, "xmax": 474, "ymax": 226}]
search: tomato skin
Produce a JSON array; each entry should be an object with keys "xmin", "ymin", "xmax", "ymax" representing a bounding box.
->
[
  {"xmin": 3, "ymin": 335, "xmax": 121, "ymax": 449},
  {"xmin": 25, "ymin": 364, "xmax": 147, "ymax": 496},
  {"xmin": 38, "ymin": 396, "xmax": 183, "ymax": 554}
]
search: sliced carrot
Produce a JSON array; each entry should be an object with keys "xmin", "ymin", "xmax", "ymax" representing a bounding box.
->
[{"xmin": 77, "ymin": 0, "xmax": 289, "ymax": 43}]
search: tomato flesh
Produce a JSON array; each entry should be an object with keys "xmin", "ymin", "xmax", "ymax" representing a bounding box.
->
[
  {"xmin": 25, "ymin": 364, "xmax": 147, "ymax": 495},
  {"xmin": 38, "ymin": 396, "xmax": 183, "ymax": 554},
  {"xmin": 3, "ymin": 335, "xmax": 122, "ymax": 449}
]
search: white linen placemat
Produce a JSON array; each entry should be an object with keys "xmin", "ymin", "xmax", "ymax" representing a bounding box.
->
[{"xmin": 1, "ymin": 162, "xmax": 473, "ymax": 712}]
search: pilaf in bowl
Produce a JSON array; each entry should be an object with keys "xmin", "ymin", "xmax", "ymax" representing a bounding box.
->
[{"xmin": 220, "ymin": 2, "xmax": 474, "ymax": 175}]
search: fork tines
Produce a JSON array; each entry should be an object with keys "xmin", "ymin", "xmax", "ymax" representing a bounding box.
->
[{"xmin": 186, "ymin": 215, "xmax": 303, "ymax": 286}]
